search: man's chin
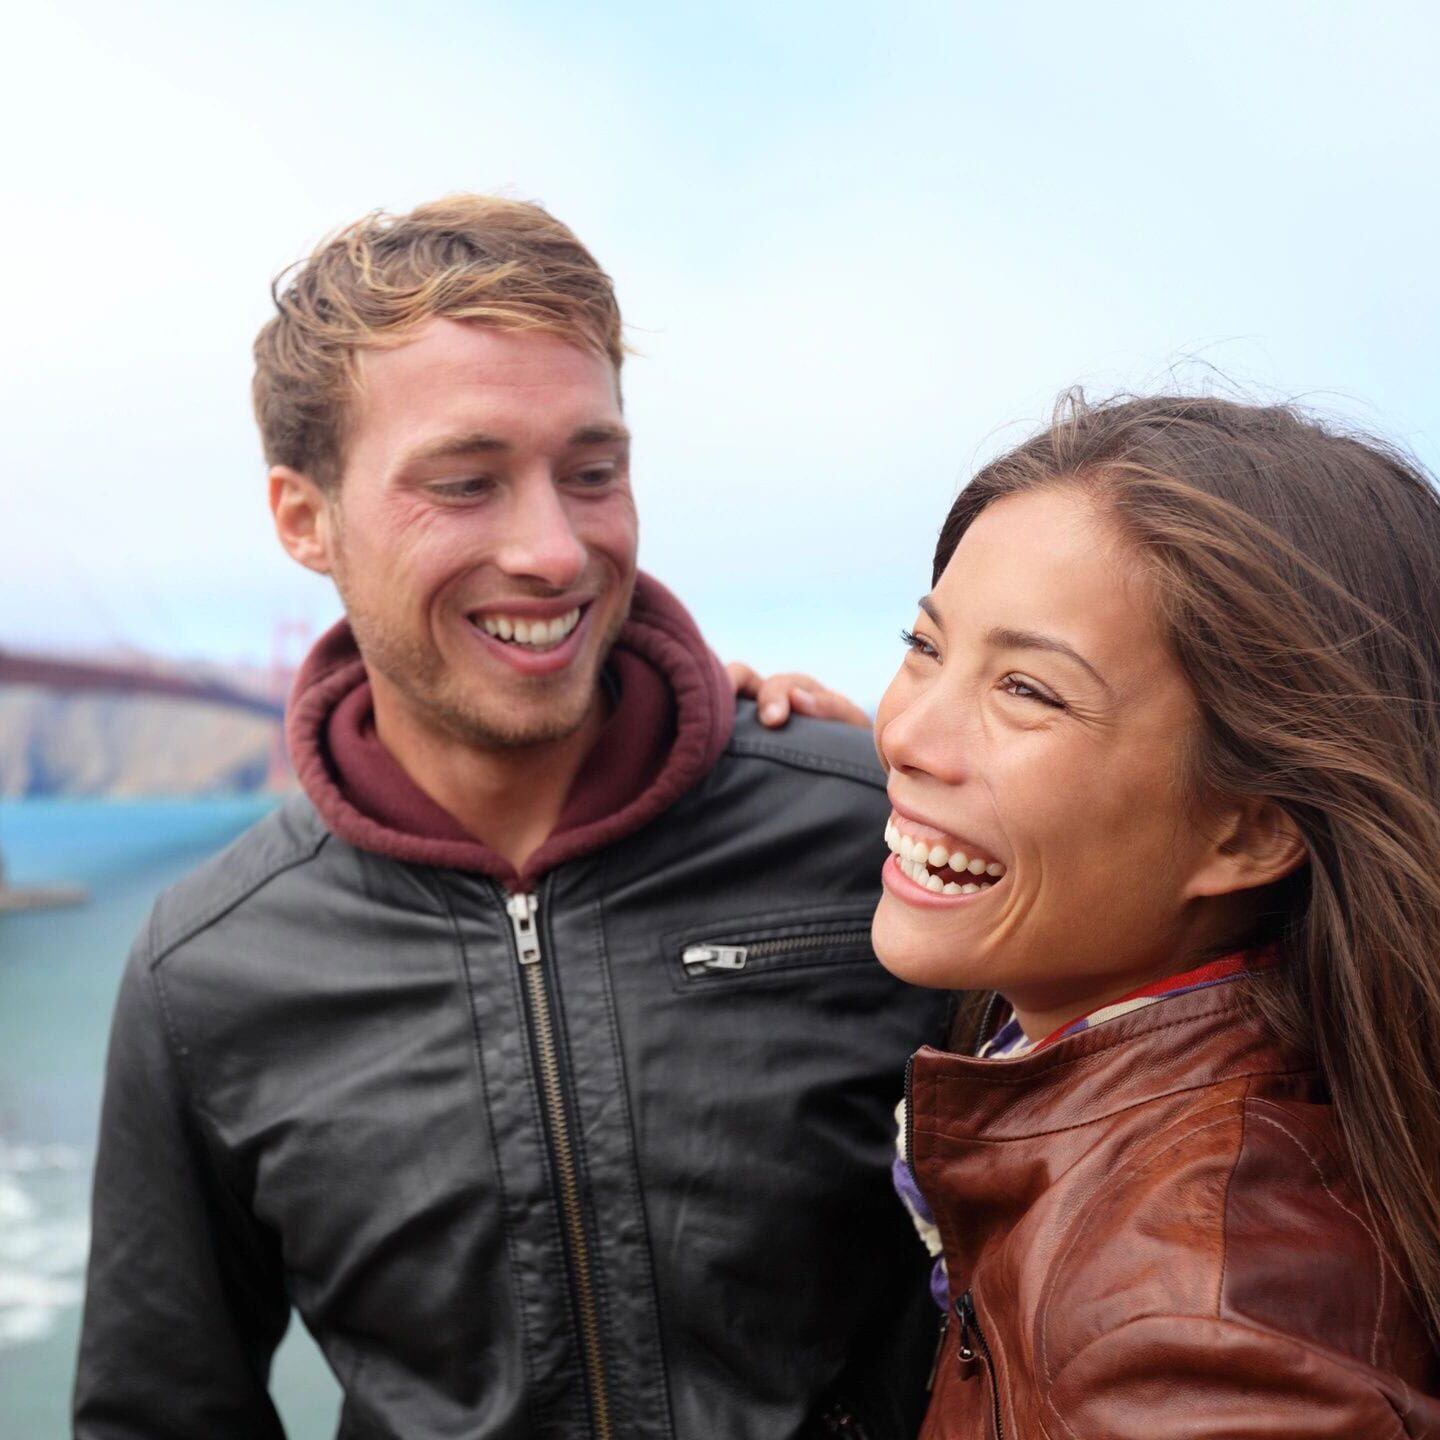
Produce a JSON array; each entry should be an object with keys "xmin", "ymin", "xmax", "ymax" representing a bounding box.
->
[{"xmin": 428, "ymin": 676, "xmax": 604, "ymax": 752}]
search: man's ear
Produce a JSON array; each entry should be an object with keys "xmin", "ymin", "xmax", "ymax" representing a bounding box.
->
[
  {"xmin": 1184, "ymin": 797, "xmax": 1307, "ymax": 899},
  {"xmin": 269, "ymin": 466, "xmax": 335, "ymax": 575}
]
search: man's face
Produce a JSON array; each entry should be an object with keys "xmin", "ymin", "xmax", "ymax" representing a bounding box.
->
[{"xmin": 303, "ymin": 319, "xmax": 637, "ymax": 749}]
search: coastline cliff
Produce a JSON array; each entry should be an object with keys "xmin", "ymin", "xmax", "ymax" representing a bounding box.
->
[{"xmin": 0, "ymin": 689, "xmax": 276, "ymax": 797}]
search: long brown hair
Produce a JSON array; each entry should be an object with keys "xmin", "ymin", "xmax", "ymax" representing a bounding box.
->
[{"xmin": 936, "ymin": 392, "xmax": 1440, "ymax": 1335}]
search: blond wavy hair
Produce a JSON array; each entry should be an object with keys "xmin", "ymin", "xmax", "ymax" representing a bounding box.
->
[{"xmin": 252, "ymin": 194, "xmax": 624, "ymax": 488}]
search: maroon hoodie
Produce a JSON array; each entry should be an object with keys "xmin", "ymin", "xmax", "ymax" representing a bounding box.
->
[{"xmin": 286, "ymin": 573, "xmax": 735, "ymax": 890}]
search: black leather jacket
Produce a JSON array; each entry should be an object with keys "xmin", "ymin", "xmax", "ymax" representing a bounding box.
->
[{"xmin": 75, "ymin": 707, "xmax": 948, "ymax": 1439}]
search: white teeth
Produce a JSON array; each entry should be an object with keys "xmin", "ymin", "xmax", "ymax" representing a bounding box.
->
[
  {"xmin": 480, "ymin": 608, "xmax": 581, "ymax": 647},
  {"xmin": 885, "ymin": 816, "xmax": 1009, "ymax": 887}
]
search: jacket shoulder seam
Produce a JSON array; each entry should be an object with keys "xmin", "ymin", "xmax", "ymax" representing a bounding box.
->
[
  {"xmin": 724, "ymin": 734, "xmax": 885, "ymax": 789},
  {"xmin": 147, "ymin": 828, "xmax": 332, "ymax": 967},
  {"xmin": 1244, "ymin": 1100, "xmax": 1388, "ymax": 1366},
  {"xmin": 1217, "ymin": 1077, "xmax": 1252, "ymax": 1323},
  {"xmin": 1039, "ymin": 1102, "xmax": 1243, "ymax": 1384}
]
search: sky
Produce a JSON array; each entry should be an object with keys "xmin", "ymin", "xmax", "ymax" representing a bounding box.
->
[{"xmin": 4, "ymin": 0, "xmax": 1438, "ymax": 703}]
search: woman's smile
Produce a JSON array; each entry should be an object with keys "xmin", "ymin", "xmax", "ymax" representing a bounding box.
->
[{"xmin": 882, "ymin": 808, "xmax": 1007, "ymax": 904}]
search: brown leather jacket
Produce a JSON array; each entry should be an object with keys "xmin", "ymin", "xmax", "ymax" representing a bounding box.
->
[{"xmin": 909, "ymin": 980, "xmax": 1440, "ymax": 1438}]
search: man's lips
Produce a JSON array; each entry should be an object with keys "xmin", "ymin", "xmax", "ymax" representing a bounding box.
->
[{"xmin": 462, "ymin": 599, "xmax": 595, "ymax": 675}]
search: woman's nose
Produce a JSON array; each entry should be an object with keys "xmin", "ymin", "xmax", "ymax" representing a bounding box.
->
[{"xmin": 877, "ymin": 682, "xmax": 971, "ymax": 786}]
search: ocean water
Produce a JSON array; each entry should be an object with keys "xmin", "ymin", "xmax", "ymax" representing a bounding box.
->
[{"xmin": 0, "ymin": 798, "xmax": 342, "ymax": 1439}]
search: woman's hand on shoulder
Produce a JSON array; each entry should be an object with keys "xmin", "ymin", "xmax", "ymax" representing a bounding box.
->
[{"xmin": 726, "ymin": 661, "xmax": 870, "ymax": 730}]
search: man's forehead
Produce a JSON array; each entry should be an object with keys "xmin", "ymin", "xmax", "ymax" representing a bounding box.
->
[
  {"xmin": 349, "ymin": 318, "xmax": 624, "ymax": 457},
  {"xmin": 359, "ymin": 317, "xmax": 618, "ymax": 395}
]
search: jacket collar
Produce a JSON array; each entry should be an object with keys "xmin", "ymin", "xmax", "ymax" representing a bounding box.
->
[
  {"xmin": 908, "ymin": 977, "xmax": 1313, "ymax": 1288},
  {"xmin": 285, "ymin": 571, "xmax": 735, "ymax": 886}
]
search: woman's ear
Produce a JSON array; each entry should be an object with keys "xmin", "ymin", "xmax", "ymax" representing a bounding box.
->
[{"xmin": 1185, "ymin": 798, "xmax": 1307, "ymax": 899}]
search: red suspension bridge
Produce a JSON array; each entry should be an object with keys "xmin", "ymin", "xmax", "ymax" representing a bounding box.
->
[
  {"xmin": 0, "ymin": 624, "xmax": 309, "ymax": 910},
  {"xmin": 0, "ymin": 649, "xmax": 287, "ymax": 721}
]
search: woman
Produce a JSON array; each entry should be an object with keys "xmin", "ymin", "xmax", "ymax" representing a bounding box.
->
[{"xmin": 747, "ymin": 392, "xmax": 1440, "ymax": 1436}]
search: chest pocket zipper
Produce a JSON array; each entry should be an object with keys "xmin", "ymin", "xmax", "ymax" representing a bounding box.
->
[
  {"xmin": 956, "ymin": 1290, "xmax": 1004, "ymax": 1439},
  {"xmin": 682, "ymin": 929, "xmax": 872, "ymax": 977}
]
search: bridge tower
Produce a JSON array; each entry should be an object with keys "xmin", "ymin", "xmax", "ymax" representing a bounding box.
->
[{"xmin": 266, "ymin": 620, "xmax": 313, "ymax": 791}]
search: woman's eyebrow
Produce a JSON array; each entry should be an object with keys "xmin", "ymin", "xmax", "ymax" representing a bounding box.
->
[
  {"xmin": 986, "ymin": 625, "xmax": 1112, "ymax": 693},
  {"xmin": 918, "ymin": 596, "xmax": 944, "ymax": 630}
]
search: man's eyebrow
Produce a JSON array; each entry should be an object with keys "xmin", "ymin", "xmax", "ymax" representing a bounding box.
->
[
  {"xmin": 986, "ymin": 626, "xmax": 1111, "ymax": 691},
  {"xmin": 569, "ymin": 423, "xmax": 630, "ymax": 447},
  {"xmin": 402, "ymin": 424, "xmax": 630, "ymax": 467},
  {"xmin": 404, "ymin": 431, "xmax": 510, "ymax": 465}
]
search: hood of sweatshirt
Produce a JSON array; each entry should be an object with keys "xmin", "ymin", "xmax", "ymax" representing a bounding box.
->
[{"xmin": 286, "ymin": 572, "xmax": 735, "ymax": 889}]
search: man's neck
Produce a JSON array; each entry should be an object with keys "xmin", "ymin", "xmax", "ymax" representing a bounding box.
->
[{"xmin": 370, "ymin": 687, "xmax": 608, "ymax": 874}]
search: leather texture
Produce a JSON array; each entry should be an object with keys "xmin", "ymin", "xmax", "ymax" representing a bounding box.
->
[
  {"xmin": 74, "ymin": 705, "xmax": 949, "ymax": 1440},
  {"xmin": 910, "ymin": 981, "xmax": 1440, "ymax": 1439}
]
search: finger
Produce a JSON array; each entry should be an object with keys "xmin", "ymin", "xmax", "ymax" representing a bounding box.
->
[
  {"xmin": 726, "ymin": 660, "xmax": 764, "ymax": 697},
  {"xmin": 791, "ymin": 686, "xmax": 870, "ymax": 729},
  {"xmin": 754, "ymin": 675, "xmax": 801, "ymax": 727}
]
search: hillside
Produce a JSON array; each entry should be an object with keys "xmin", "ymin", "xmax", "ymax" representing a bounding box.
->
[{"xmin": 0, "ymin": 689, "xmax": 278, "ymax": 797}]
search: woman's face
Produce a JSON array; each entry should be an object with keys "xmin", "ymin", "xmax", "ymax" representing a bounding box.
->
[{"xmin": 873, "ymin": 486, "xmax": 1240, "ymax": 1036}]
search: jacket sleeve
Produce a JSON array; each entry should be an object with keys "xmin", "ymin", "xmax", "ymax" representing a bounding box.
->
[
  {"xmin": 1046, "ymin": 1314, "xmax": 1415, "ymax": 1440},
  {"xmin": 73, "ymin": 932, "xmax": 291, "ymax": 1440}
]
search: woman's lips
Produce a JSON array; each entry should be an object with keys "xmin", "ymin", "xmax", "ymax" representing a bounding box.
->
[{"xmin": 885, "ymin": 811, "xmax": 1006, "ymax": 886}]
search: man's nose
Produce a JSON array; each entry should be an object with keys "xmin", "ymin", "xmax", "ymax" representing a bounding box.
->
[{"xmin": 494, "ymin": 476, "xmax": 587, "ymax": 589}]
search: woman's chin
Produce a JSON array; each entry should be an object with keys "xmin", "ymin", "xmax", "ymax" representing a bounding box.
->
[{"xmin": 872, "ymin": 891, "xmax": 985, "ymax": 990}]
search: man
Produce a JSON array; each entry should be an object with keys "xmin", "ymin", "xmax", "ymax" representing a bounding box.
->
[{"xmin": 74, "ymin": 196, "xmax": 946, "ymax": 1439}]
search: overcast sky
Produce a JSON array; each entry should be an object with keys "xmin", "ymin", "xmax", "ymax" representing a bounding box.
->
[{"xmin": 4, "ymin": 0, "xmax": 1437, "ymax": 702}]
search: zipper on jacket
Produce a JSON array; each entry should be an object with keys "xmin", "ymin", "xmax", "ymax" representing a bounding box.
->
[
  {"xmin": 816, "ymin": 1397, "xmax": 872, "ymax": 1438},
  {"xmin": 681, "ymin": 928, "xmax": 872, "ymax": 976},
  {"xmin": 506, "ymin": 891, "xmax": 614, "ymax": 1440},
  {"xmin": 955, "ymin": 1290, "xmax": 1004, "ymax": 1440},
  {"xmin": 903, "ymin": 1053, "xmax": 918, "ymax": 1185},
  {"xmin": 926, "ymin": 1310, "xmax": 949, "ymax": 1392}
]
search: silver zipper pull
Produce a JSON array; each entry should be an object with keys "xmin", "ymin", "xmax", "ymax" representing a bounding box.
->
[
  {"xmin": 682, "ymin": 943, "xmax": 749, "ymax": 975},
  {"xmin": 506, "ymin": 892, "xmax": 542, "ymax": 965}
]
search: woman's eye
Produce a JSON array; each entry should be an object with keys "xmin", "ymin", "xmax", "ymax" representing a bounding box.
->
[
  {"xmin": 999, "ymin": 673, "xmax": 1065, "ymax": 709},
  {"xmin": 899, "ymin": 628, "xmax": 938, "ymax": 659}
]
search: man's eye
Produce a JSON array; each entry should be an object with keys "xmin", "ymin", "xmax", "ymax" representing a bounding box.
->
[
  {"xmin": 899, "ymin": 628, "xmax": 938, "ymax": 659},
  {"xmin": 430, "ymin": 478, "xmax": 492, "ymax": 501},
  {"xmin": 571, "ymin": 464, "xmax": 616, "ymax": 487},
  {"xmin": 999, "ymin": 673, "xmax": 1065, "ymax": 709}
]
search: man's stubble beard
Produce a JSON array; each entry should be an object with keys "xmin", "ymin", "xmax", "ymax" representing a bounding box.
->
[{"xmin": 335, "ymin": 570, "xmax": 632, "ymax": 753}]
